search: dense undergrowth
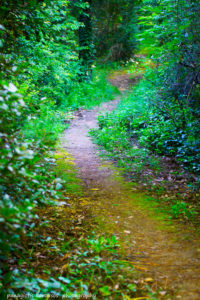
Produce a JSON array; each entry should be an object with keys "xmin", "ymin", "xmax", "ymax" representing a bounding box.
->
[
  {"xmin": 0, "ymin": 0, "xmax": 117, "ymax": 293},
  {"xmin": 92, "ymin": 59, "xmax": 200, "ymax": 173},
  {"xmin": 0, "ymin": 68, "xmax": 117, "ymax": 297},
  {"xmin": 1, "ymin": 0, "xmax": 200, "ymax": 297},
  {"xmin": 90, "ymin": 0, "xmax": 200, "ymax": 222},
  {"xmin": 91, "ymin": 57, "xmax": 200, "ymax": 222}
]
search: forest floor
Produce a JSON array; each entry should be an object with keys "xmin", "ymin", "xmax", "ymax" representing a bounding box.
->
[
  {"xmin": 30, "ymin": 72, "xmax": 200, "ymax": 299},
  {"xmin": 61, "ymin": 73, "xmax": 200, "ymax": 299}
]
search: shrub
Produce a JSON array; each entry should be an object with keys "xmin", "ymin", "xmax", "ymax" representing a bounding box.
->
[
  {"xmin": 0, "ymin": 82, "xmax": 61, "ymax": 295},
  {"xmin": 92, "ymin": 71, "xmax": 200, "ymax": 174}
]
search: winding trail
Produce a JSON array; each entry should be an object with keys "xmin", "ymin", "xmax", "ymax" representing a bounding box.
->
[{"xmin": 61, "ymin": 82, "xmax": 200, "ymax": 299}]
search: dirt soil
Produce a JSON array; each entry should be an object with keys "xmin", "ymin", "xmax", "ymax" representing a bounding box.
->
[
  {"xmin": 61, "ymin": 76, "xmax": 200, "ymax": 299},
  {"xmin": 109, "ymin": 72, "xmax": 142, "ymax": 91}
]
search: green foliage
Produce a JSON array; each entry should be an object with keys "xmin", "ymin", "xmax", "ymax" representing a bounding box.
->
[
  {"xmin": 78, "ymin": 0, "xmax": 94, "ymax": 80},
  {"xmin": 13, "ymin": 0, "xmax": 81, "ymax": 106},
  {"xmin": 0, "ymin": 82, "xmax": 63, "ymax": 295},
  {"xmin": 136, "ymin": 0, "xmax": 200, "ymax": 172},
  {"xmin": 8, "ymin": 234, "xmax": 154, "ymax": 299},
  {"xmin": 169, "ymin": 201, "xmax": 197, "ymax": 220},
  {"xmin": 22, "ymin": 101, "xmax": 65, "ymax": 147},
  {"xmin": 60, "ymin": 67, "xmax": 119, "ymax": 110},
  {"xmin": 0, "ymin": 0, "xmax": 119, "ymax": 294},
  {"xmin": 1, "ymin": 0, "xmax": 200, "ymax": 295},
  {"xmin": 92, "ymin": 68, "xmax": 200, "ymax": 173},
  {"xmin": 92, "ymin": 0, "xmax": 138, "ymax": 61},
  {"xmin": 91, "ymin": 78, "xmax": 161, "ymax": 176}
]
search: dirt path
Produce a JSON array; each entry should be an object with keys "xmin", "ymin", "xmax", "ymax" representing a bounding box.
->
[{"xmin": 61, "ymin": 85, "xmax": 200, "ymax": 299}]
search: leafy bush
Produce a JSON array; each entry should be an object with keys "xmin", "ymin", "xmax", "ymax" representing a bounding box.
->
[
  {"xmin": 60, "ymin": 67, "xmax": 119, "ymax": 110},
  {"xmin": 22, "ymin": 100, "xmax": 65, "ymax": 147},
  {"xmin": 136, "ymin": 0, "xmax": 200, "ymax": 172},
  {"xmin": 13, "ymin": 1, "xmax": 82, "ymax": 107},
  {"xmin": 91, "ymin": 79, "xmax": 160, "ymax": 175},
  {"xmin": 0, "ymin": 82, "xmax": 62, "ymax": 295},
  {"xmin": 92, "ymin": 70, "xmax": 200, "ymax": 174}
]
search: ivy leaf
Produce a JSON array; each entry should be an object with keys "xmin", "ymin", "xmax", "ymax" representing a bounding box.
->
[{"xmin": 99, "ymin": 286, "xmax": 111, "ymax": 296}]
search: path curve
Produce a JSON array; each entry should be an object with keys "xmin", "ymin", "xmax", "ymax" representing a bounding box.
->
[{"xmin": 62, "ymin": 96, "xmax": 200, "ymax": 299}]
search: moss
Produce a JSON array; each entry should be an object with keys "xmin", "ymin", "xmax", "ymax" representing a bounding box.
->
[{"xmin": 54, "ymin": 149, "xmax": 83, "ymax": 196}]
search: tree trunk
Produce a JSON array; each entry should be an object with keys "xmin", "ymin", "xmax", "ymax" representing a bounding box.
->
[{"xmin": 79, "ymin": 0, "xmax": 93, "ymax": 81}]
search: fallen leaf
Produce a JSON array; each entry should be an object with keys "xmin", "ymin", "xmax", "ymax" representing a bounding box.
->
[
  {"xmin": 145, "ymin": 277, "xmax": 154, "ymax": 282},
  {"xmin": 131, "ymin": 298, "xmax": 151, "ymax": 300},
  {"xmin": 60, "ymin": 253, "xmax": 70, "ymax": 261},
  {"xmin": 61, "ymin": 263, "xmax": 69, "ymax": 272}
]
